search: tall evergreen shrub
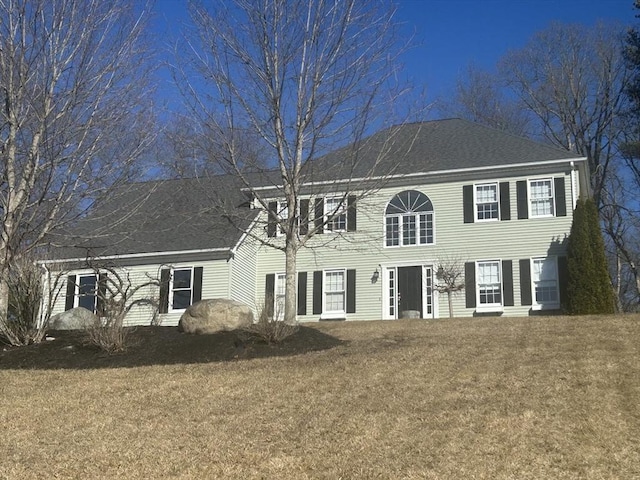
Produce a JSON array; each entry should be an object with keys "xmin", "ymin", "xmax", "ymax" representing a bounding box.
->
[{"xmin": 566, "ymin": 198, "xmax": 616, "ymax": 314}]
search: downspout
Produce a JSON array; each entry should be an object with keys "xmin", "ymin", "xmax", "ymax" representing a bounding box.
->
[{"xmin": 227, "ymin": 249, "xmax": 234, "ymax": 300}]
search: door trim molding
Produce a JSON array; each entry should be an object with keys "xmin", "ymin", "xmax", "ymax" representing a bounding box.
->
[{"xmin": 381, "ymin": 262, "xmax": 438, "ymax": 320}]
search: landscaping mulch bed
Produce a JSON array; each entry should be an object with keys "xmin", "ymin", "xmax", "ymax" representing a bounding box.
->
[{"xmin": 0, "ymin": 325, "xmax": 344, "ymax": 369}]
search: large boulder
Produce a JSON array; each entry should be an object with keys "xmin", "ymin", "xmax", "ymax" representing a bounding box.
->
[
  {"xmin": 178, "ymin": 299, "xmax": 254, "ymax": 334},
  {"xmin": 50, "ymin": 307, "xmax": 99, "ymax": 330}
]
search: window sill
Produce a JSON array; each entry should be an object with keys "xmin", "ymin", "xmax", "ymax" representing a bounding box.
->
[
  {"xmin": 475, "ymin": 305, "xmax": 504, "ymax": 314},
  {"xmin": 531, "ymin": 303, "xmax": 560, "ymax": 311},
  {"xmin": 384, "ymin": 242, "xmax": 435, "ymax": 249},
  {"xmin": 320, "ymin": 312, "xmax": 346, "ymax": 320}
]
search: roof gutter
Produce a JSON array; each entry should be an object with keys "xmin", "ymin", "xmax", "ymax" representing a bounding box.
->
[{"xmin": 41, "ymin": 247, "xmax": 232, "ymax": 265}]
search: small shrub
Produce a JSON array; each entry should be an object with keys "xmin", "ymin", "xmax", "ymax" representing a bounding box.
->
[
  {"xmin": 243, "ymin": 297, "xmax": 299, "ymax": 344},
  {"xmin": 81, "ymin": 264, "xmax": 158, "ymax": 353},
  {"xmin": 83, "ymin": 316, "xmax": 133, "ymax": 353},
  {"xmin": 1, "ymin": 255, "xmax": 60, "ymax": 346}
]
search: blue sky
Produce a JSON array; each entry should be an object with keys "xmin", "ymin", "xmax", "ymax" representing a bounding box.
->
[
  {"xmin": 395, "ymin": 0, "xmax": 635, "ymax": 103},
  {"xmin": 153, "ymin": 0, "xmax": 637, "ymax": 114}
]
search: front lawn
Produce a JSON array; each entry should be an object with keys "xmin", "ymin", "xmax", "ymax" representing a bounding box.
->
[{"xmin": 1, "ymin": 315, "xmax": 639, "ymax": 479}]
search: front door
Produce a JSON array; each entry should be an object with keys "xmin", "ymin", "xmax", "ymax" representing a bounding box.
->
[{"xmin": 397, "ymin": 266, "xmax": 423, "ymax": 318}]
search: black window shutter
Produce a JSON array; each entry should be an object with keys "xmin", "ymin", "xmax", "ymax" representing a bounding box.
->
[
  {"xmin": 519, "ymin": 259, "xmax": 532, "ymax": 306},
  {"xmin": 464, "ymin": 262, "xmax": 476, "ymax": 308},
  {"xmin": 299, "ymin": 199, "xmax": 310, "ymax": 236},
  {"xmin": 159, "ymin": 269, "xmax": 170, "ymax": 314},
  {"xmin": 346, "ymin": 269, "xmax": 356, "ymax": 313},
  {"xmin": 463, "ymin": 185, "xmax": 474, "ymax": 223},
  {"xmin": 65, "ymin": 275, "xmax": 76, "ymax": 311},
  {"xmin": 557, "ymin": 256, "xmax": 569, "ymax": 308},
  {"xmin": 297, "ymin": 272, "xmax": 307, "ymax": 316},
  {"xmin": 347, "ymin": 196, "xmax": 357, "ymax": 232},
  {"xmin": 312, "ymin": 270, "xmax": 323, "ymax": 314},
  {"xmin": 267, "ymin": 202, "xmax": 278, "ymax": 237},
  {"xmin": 516, "ymin": 181, "xmax": 528, "ymax": 219},
  {"xmin": 193, "ymin": 267, "xmax": 203, "ymax": 303},
  {"xmin": 265, "ymin": 273, "xmax": 275, "ymax": 318},
  {"xmin": 499, "ymin": 182, "xmax": 511, "ymax": 221},
  {"xmin": 554, "ymin": 177, "xmax": 567, "ymax": 217},
  {"xmin": 96, "ymin": 273, "xmax": 108, "ymax": 315},
  {"xmin": 502, "ymin": 260, "xmax": 514, "ymax": 306},
  {"xmin": 314, "ymin": 198, "xmax": 324, "ymax": 234}
]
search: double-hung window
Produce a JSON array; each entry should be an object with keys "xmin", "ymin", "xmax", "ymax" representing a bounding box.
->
[
  {"xmin": 324, "ymin": 270, "xmax": 346, "ymax": 315},
  {"xmin": 170, "ymin": 267, "xmax": 194, "ymax": 311},
  {"xmin": 529, "ymin": 179, "xmax": 554, "ymax": 217},
  {"xmin": 326, "ymin": 197, "xmax": 347, "ymax": 232},
  {"xmin": 475, "ymin": 183, "xmax": 499, "ymax": 221},
  {"xmin": 274, "ymin": 273, "xmax": 287, "ymax": 320},
  {"xmin": 76, "ymin": 274, "xmax": 98, "ymax": 312},
  {"xmin": 385, "ymin": 190, "xmax": 434, "ymax": 247},
  {"xmin": 532, "ymin": 257, "xmax": 559, "ymax": 309},
  {"xmin": 279, "ymin": 203, "xmax": 289, "ymax": 235},
  {"xmin": 477, "ymin": 261, "xmax": 502, "ymax": 310}
]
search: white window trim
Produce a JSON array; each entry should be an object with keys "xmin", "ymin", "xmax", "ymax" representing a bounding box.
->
[
  {"xmin": 531, "ymin": 257, "xmax": 560, "ymax": 311},
  {"xmin": 74, "ymin": 272, "xmax": 98, "ymax": 312},
  {"xmin": 273, "ymin": 272, "xmax": 290, "ymax": 321},
  {"xmin": 474, "ymin": 182, "xmax": 500, "ymax": 222},
  {"xmin": 528, "ymin": 177, "xmax": 555, "ymax": 219},
  {"xmin": 384, "ymin": 212, "xmax": 436, "ymax": 248},
  {"xmin": 325, "ymin": 197, "xmax": 348, "ymax": 233},
  {"xmin": 169, "ymin": 266, "xmax": 194, "ymax": 313},
  {"xmin": 321, "ymin": 268, "xmax": 346, "ymax": 319},
  {"xmin": 475, "ymin": 260, "xmax": 504, "ymax": 313}
]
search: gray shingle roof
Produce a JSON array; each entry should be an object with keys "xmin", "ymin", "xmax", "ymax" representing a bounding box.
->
[
  {"xmin": 300, "ymin": 118, "xmax": 579, "ymax": 183},
  {"xmin": 48, "ymin": 175, "xmax": 258, "ymax": 259}
]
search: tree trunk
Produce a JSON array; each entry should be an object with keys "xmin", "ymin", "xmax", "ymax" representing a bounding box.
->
[
  {"xmin": 447, "ymin": 291, "xmax": 453, "ymax": 318},
  {"xmin": 0, "ymin": 273, "xmax": 9, "ymax": 324},
  {"xmin": 284, "ymin": 237, "xmax": 298, "ymax": 325}
]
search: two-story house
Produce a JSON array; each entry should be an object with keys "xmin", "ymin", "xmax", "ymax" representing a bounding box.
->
[{"xmin": 43, "ymin": 119, "xmax": 589, "ymax": 324}]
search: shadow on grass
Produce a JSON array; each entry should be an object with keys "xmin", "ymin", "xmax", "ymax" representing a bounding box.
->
[{"xmin": 0, "ymin": 326, "xmax": 345, "ymax": 370}]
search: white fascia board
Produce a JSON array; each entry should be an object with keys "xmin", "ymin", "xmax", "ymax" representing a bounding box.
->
[
  {"xmin": 230, "ymin": 215, "xmax": 260, "ymax": 256},
  {"xmin": 244, "ymin": 157, "xmax": 588, "ymax": 193},
  {"xmin": 41, "ymin": 247, "xmax": 232, "ymax": 265}
]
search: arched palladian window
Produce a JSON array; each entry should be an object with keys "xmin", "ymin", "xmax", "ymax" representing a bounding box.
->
[{"xmin": 385, "ymin": 190, "xmax": 434, "ymax": 247}]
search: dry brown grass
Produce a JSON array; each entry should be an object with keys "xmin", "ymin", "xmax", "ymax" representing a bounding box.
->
[{"xmin": 1, "ymin": 315, "xmax": 640, "ymax": 479}]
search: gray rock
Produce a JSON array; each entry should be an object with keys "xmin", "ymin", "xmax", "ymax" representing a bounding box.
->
[
  {"xmin": 50, "ymin": 307, "xmax": 99, "ymax": 330},
  {"xmin": 178, "ymin": 299, "xmax": 254, "ymax": 334}
]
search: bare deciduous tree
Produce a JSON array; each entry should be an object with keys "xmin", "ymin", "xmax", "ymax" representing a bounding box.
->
[
  {"xmin": 176, "ymin": 0, "xmax": 414, "ymax": 324},
  {"xmin": 0, "ymin": 0, "xmax": 156, "ymax": 341},
  {"xmin": 439, "ymin": 65, "xmax": 530, "ymax": 137},
  {"xmin": 435, "ymin": 257, "xmax": 465, "ymax": 318},
  {"xmin": 499, "ymin": 21, "xmax": 631, "ymax": 206}
]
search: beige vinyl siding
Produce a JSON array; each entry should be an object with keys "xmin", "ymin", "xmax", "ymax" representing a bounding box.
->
[
  {"xmin": 229, "ymin": 234, "xmax": 258, "ymax": 313},
  {"xmin": 256, "ymin": 168, "xmax": 576, "ymax": 320},
  {"xmin": 49, "ymin": 259, "xmax": 231, "ymax": 327}
]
